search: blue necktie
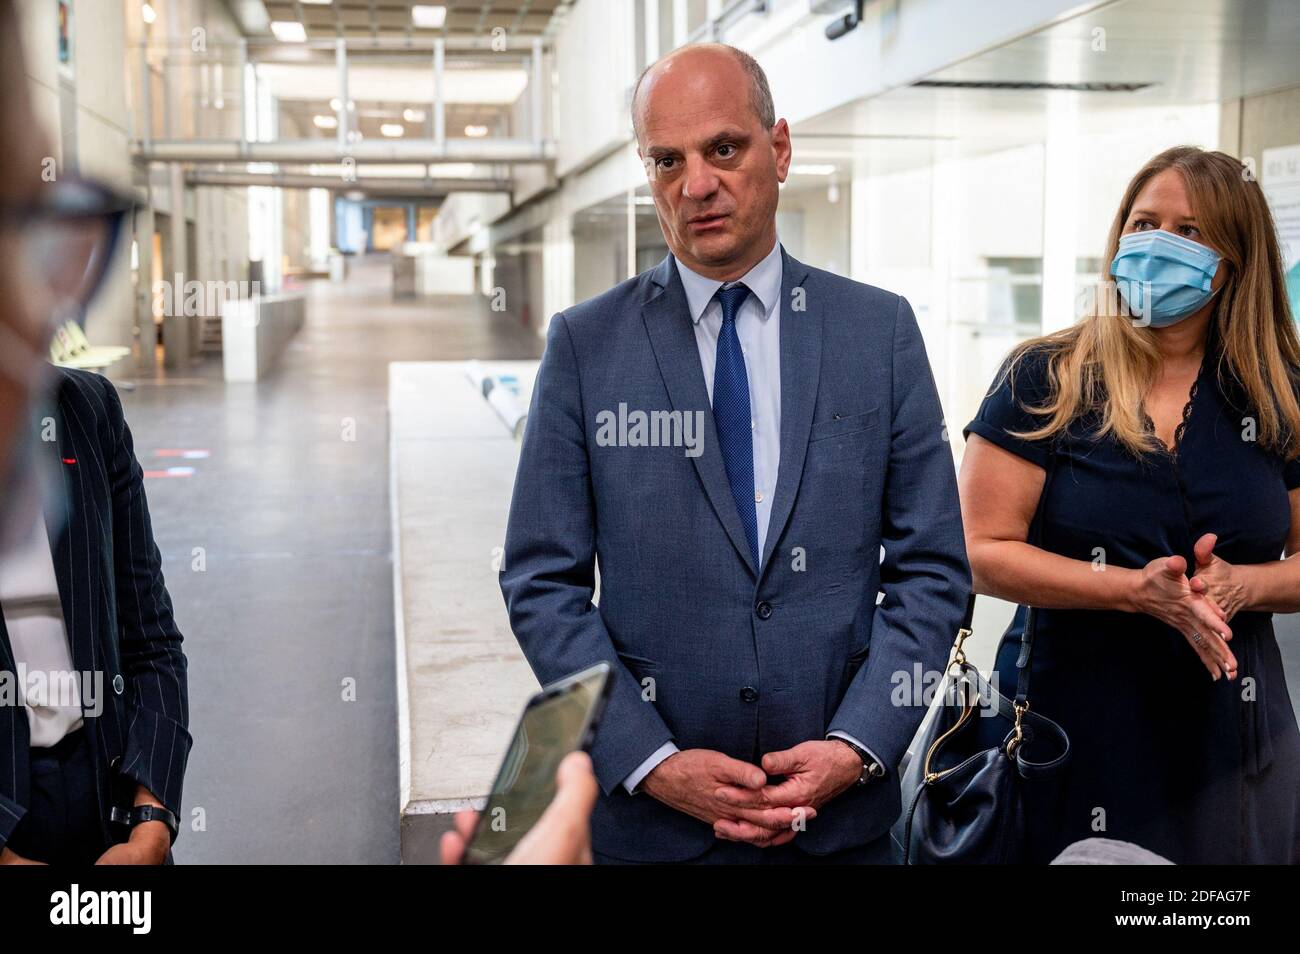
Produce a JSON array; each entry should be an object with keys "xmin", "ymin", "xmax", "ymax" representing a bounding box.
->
[{"xmin": 712, "ymin": 282, "xmax": 759, "ymax": 569}]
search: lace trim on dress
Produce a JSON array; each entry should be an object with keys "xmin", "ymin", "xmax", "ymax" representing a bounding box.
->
[
  {"xmin": 1143, "ymin": 358, "xmax": 1208, "ymax": 456},
  {"xmin": 1171, "ymin": 378, "xmax": 1200, "ymax": 454}
]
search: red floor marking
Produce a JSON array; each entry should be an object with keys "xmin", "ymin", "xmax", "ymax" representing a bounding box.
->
[{"xmin": 154, "ymin": 449, "xmax": 211, "ymax": 459}]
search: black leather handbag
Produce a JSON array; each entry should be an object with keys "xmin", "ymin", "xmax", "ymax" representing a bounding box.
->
[{"xmin": 892, "ymin": 594, "xmax": 1072, "ymax": 864}]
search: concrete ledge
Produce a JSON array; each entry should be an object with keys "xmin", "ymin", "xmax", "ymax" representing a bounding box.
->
[
  {"xmin": 221, "ymin": 293, "xmax": 306, "ymax": 382},
  {"xmin": 392, "ymin": 247, "xmax": 476, "ymax": 297},
  {"xmin": 389, "ymin": 360, "xmax": 539, "ymax": 863}
]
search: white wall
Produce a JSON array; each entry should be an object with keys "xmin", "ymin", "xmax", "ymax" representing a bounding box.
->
[
  {"xmin": 844, "ymin": 94, "xmax": 1221, "ymax": 452},
  {"xmin": 433, "ymin": 192, "xmax": 513, "ymax": 253},
  {"xmin": 17, "ymin": 0, "xmax": 135, "ymax": 355},
  {"xmin": 17, "ymin": 0, "xmax": 258, "ymax": 365},
  {"xmin": 476, "ymin": 0, "xmax": 1112, "ymax": 342},
  {"xmin": 729, "ymin": 0, "xmax": 1104, "ymax": 131},
  {"xmin": 553, "ymin": 0, "xmax": 637, "ymax": 178},
  {"xmin": 1222, "ymin": 83, "xmax": 1300, "ymax": 165},
  {"xmin": 779, "ymin": 180, "xmax": 850, "ymax": 276}
]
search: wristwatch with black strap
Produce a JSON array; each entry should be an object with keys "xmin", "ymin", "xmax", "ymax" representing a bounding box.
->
[
  {"xmin": 828, "ymin": 735, "xmax": 886, "ymax": 786},
  {"xmin": 110, "ymin": 804, "xmax": 180, "ymax": 844}
]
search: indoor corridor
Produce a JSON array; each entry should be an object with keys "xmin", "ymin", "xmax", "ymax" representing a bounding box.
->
[
  {"xmin": 6, "ymin": 0, "xmax": 1300, "ymax": 887},
  {"xmin": 116, "ymin": 257, "xmax": 540, "ymax": 863}
]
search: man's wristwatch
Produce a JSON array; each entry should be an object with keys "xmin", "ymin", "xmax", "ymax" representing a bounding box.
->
[
  {"xmin": 111, "ymin": 804, "xmax": 180, "ymax": 844},
  {"xmin": 828, "ymin": 736, "xmax": 886, "ymax": 786}
]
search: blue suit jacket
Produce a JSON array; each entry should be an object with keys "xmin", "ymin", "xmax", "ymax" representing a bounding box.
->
[{"xmin": 501, "ymin": 247, "xmax": 969, "ymax": 861}]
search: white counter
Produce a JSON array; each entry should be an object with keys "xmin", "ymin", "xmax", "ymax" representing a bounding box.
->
[{"xmin": 220, "ymin": 293, "xmax": 306, "ymax": 382}]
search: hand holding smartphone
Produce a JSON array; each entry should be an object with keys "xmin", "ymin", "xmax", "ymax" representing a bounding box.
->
[{"xmin": 460, "ymin": 663, "xmax": 612, "ymax": 864}]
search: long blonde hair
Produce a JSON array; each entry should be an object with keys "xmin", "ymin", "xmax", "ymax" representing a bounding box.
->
[{"xmin": 1004, "ymin": 146, "xmax": 1300, "ymax": 458}]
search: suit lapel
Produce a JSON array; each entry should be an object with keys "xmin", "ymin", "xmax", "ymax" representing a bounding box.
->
[
  {"xmin": 45, "ymin": 376, "xmax": 102, "ymax": 681},
  {"xmin": 641, "ymin": 254, "xmax": 759, "ymax": 577},
  {"xmin": 760, "ymin": 249, "xmax": 821, "ymax": 576}
]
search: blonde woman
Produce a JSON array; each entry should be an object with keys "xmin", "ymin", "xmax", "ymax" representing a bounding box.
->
[{"xmin": 960, "ymin": 146, "xmax": 1300, "ymax": 864}]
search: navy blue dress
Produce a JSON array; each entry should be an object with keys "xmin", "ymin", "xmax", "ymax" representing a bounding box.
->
[{"xmin": 964, "ymin": 344, "xmax": 1300, "ymax": 864}]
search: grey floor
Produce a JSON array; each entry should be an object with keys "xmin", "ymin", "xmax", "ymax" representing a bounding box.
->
[{"xmin": 114, "ymin": 256, "xmax": 541, "ymax": 863}]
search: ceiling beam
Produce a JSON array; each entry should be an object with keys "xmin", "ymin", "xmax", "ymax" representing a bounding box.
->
[
  {"xmin": 184, "ymin": 169, "xmax": 511, "ymax": 195},
  {"xmin": 136, "ymin": 137, "xmax": 554, "ymax": 164}
]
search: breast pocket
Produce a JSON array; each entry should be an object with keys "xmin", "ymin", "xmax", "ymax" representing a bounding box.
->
[
  {"xmin": 808, "ymin": 408, "xmax": 879, "ymax": 445},
  {"xmin": 807, "ymin": 408, "xmax": 879, "ymax": 473}
]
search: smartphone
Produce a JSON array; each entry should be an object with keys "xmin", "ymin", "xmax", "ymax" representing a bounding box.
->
[{"xmin": 461, "ymin": 662, "xmax": 612, "ymax": 865}]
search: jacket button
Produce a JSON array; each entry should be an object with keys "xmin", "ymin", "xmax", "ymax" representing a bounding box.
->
[
  {"xmin": 740, "ymin": 686, "xmax": 759, "ymax": 703},
  {"xmin": 112, "ymin": 675, "xmax": 125, "ymax": 695},
  {"xmin": 755, "ymin": 601, "xmax": 772, "ymax": 620}
]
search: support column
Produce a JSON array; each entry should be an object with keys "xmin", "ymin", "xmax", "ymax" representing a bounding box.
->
[
  {"xmin": 530, "ymin": 38, "xmax": 543, "ymax": 147},
  {"xmin": 164, "ymin": 161, "xmax": 191, "ymax": 369},
  {"xmin": 433, "ymin": 39, "xmax": 445, "ymax": 151},
  {"xmin": 135, "ymin": 201, "xmax": 158, "ymax": 372},
  {"xmin": 1040, "ymin": 93, "xmax": 1080, "ymax": 335},
  {"xmin": 336, "ymin": 39, "xmax": 348, "ymax": 151}
]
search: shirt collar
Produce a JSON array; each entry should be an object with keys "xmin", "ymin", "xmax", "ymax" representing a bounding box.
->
[{"xmin": 674, "ymin": 236, "xmax": 783, "ymax": 325}]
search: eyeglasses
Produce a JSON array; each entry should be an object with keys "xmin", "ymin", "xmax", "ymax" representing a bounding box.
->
[{"xmin": 0, "ymin": 177, "xmax": 134, "ymax": 319}]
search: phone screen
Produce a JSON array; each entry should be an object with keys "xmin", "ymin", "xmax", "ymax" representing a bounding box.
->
[{"xmin": 463, "ymin": 665, "xmax": 609, "ymax": 865}]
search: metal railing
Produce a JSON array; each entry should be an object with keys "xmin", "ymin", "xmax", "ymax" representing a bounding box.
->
[{"xmin": 129, "ymin": 38, "xmax": 553, "ymax": 170}]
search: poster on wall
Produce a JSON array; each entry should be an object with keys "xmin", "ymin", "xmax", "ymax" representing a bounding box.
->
[
  {"xmin": 1262, "ymin": 145, "xmax": 1300, "ymax": 320},
  {"xmin": 57, "ymin": 0, "xmax": 71, "ymax": 63}
]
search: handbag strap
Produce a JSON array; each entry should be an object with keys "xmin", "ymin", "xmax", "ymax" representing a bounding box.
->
[
  {"xmin": 1013, "ymin": 440, "xmax": 1054, "ymax": 708},
  {"xmin": 1008, "ymin": 441, "xmax": 1058, "ymax": 753},
  {"xmin": 962, "ymin": 439, "xmax": 1054, "ymax": 725},
  {"xmin": 955, "ymin": 561, "xmax": 1044, "ymax": 710},
  {"xmin": 980, "ymin": 667, "xmax": 1071, "ymax": 777},
  {"xmin": 1014, "ymin": 606, "xmax": 1036, "ymax": 708},
  {"xmin": 958, "ymin": 591, "xmax": 976, "ymax": 632}
]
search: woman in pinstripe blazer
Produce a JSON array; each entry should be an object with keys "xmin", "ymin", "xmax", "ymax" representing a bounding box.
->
[
  {"xmin": 0, "ymin": 0, "xmax": 189, "ymax": 863},
  {"xmin": 0, "ymin": 368, "xmax": 192, "ymax": 864}
]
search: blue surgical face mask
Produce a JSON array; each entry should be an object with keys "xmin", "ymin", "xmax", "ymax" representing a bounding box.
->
[{"xmin": 1110, "ymin": 228, "xmax": 1221, "ymax": 328}]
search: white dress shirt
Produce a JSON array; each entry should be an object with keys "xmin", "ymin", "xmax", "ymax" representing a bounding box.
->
[
  {"xmin": 678, "ymin": 234, "xmax": 784, "ymax": 562},
  {"xmin": 0, "ymin": 506, "xmax": 83, "ymax": 748},
  {"xmin": 622, "ymin": 237, "xmax": 882, "ymax": 794}
]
